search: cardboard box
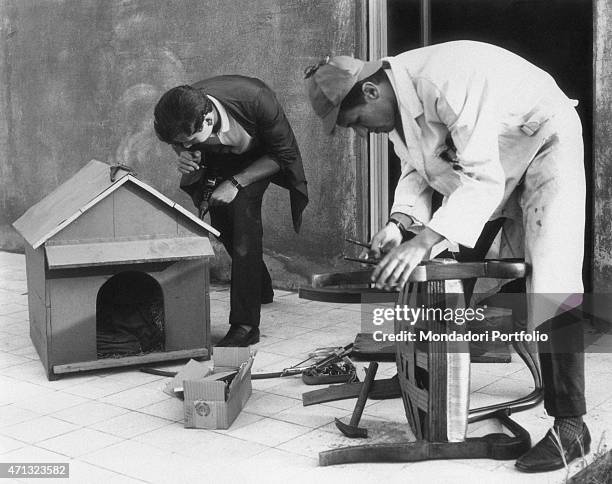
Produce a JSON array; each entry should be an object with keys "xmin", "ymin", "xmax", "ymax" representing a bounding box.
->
[{"xmin": 181, "ymin": 347, "xmax": 254, "ymax": 429}]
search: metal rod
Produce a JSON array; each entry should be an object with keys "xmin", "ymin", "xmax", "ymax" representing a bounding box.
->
[
  {"xmin": 345, "ymin": 238, "xmax": 371, "ymax": 249},
  {"xmin": 421, "ymin": 0, "xmax": 431, "ymax": 46},
  {"xmin": 343, "ymin": 256, "xmax": 379, "ymax": 265}
]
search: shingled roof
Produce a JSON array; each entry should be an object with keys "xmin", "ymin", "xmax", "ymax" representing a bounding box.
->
[{"xmin": 13, "ymin": 159, "xmax": 219, "ymax": 249}]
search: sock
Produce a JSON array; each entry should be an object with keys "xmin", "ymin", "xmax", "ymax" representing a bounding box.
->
[{"xmin": 554, "ymin": 416, "xmax": 583, "ymax": 443}]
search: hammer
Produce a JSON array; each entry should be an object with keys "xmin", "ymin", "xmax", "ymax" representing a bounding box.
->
[{"xmin": 334, "ymin": 361, "xmax": 379, "ymax": 438}]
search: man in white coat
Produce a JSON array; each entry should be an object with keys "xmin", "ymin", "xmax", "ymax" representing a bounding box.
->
[{"xmin": 306, "ymin": 41, "xmax": 588, "ymax": 473}]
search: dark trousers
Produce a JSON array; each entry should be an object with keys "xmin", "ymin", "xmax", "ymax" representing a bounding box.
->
[
  {"xmin": 537, "ymin": 310, "xmax": 586, "ymax": 416},
  {"xmin": 209, "ymin": 178, "xmax": 273, "ymax": 328},
  {"xmin": 458, "ymin": 218, "xmax": 586, "ymax": 417}
]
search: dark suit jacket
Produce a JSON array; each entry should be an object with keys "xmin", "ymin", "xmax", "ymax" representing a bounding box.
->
[{"xmin": 179, "ymin": 75, "xmax": 308, "ymax": 232}]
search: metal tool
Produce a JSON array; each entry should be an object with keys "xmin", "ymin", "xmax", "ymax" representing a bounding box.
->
[
  {"xmin": 344, "ymin": 238, "xmax": 380, "ymax": 266},
  {"xmin": 343, "ymin": 256, "xmax": 379, "ymax": 265},
  {"xmin": 334, "ymin": 362, "xmax": 379, "ymax": 438},
  {"xmin": 251, "ymin": 343, "xmax": 354, "ymax": 380},
  {"xmin": 140, "ymin": 345, "xmax": 355, "ymax": 381},
  {"xmin": 345, "ymin": 238, "xmax": 371, "ymax": 249}
]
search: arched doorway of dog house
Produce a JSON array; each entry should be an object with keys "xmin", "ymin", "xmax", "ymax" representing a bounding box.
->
[{"xmin": 96, "ymin": 271, "xmax": 166, "ymax": 358}]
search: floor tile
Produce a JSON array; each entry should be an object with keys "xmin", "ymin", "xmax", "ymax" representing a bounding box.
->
[
  {"xmin": 0, "ymin": 434, "xmax": 26, "ymax": 454},
  {"xmin": 262, "ymin": 376, "xmax": 314, "ymax": 400},
  {"xmin": 272, "ymin": 403, "xmax": 349, "ymax": 429},
  {"xmin": 0, "ymin": 359, "xmax": 49, "ymax": 381},
  {"xmin": 0, "ymin": 303, "xmax": 28, "ymax": 316},
  {"xmin": 14, "ymin": 390, "xmax": 89, "ymax": 415},
  {"xmin": 0, "ymin": 352, "xmax": 33, "ymax": 371},
  {"xmin": 98, "ymin": 386, "xmax": 170, "ymax": 411},
  {"xmin": 277, "ymin": 428, "xmax": 366, "ymax": 458},
  {"xmin": 175, "ymin": 431, "xmax": 270, "ymax": 460},
  {"xmin": 228, "ymin": 417, "xmax": 312, "ymax": 446},
  {"xmin": 1, "ymin": 444, "xmax": 70, "ymax": 463},
  {"xmin": 212, "ymin": 410, "xmax": 264, "ymax": 435},
  {"xmin": 0, "ymin": 415, "xmax": 80, "ymax": 444},
  {"xmin": 0, "ymin": 333, "xmax": 31, "ymax": 352},
  {"xmin": 243, "ymin": 391, "xmax": 300, "ymax": 417},
  {"xmin": 37, "ymin": 427, "xmax": 122, "ymax": 457},
  {"xmin": 89, "ymin": 411, "xmax": 171, "ymax": 439},
  {"xmin": 51, "ymin": 400, "xmax": 129, "ymax": 427},
  {"xmin": 132, "ymin": 422, "xmax": 218, "ymax": 453},
  {"xmin": 0, "ymin": 404, "xmax": 42, "ymax": 428},
  {"xmin": 137, "ymin": 398, "xmax": 183, "ymax": 422},
  {"xmin": 63, "ymin": 460, "xmax": 143, "ymax": 484}
]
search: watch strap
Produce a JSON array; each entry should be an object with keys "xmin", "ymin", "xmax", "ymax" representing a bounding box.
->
[
  {"xmin": 229, "ymin": 176, "xmax": 243, "ymax": 191},
  {"xmin": 387, "ymin": 217, "xmax": 409, "ymax": 239}
]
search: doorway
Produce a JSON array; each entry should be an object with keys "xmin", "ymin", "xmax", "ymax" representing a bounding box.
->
[
  {"xmin": 375, "ymin": 0, "xmax": 593, "ymax": 288},
  {"xmin": 96, "ymin": 271, "xmax": 166, "ymax": 358}
]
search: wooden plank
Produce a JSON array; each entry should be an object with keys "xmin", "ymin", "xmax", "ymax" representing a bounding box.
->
[
  {"xmin": 307, "ymin": 261, "xmax": 527, "ymax": 291},
  {"xmin": 27, "ymin": 289, "xmax": 49, "ymax": 373},
  {"xmin": 45, "ymin": 237, "xmax": 214, "ymax": 269},
  {"xmin": 113, "ymin": 184, "xmax": 179, "ymax": 239},
  {"xmin": 154, "ymin": 259, "xmax": 210, "ymax": 351},
  {"xmin": 34, "ymin": 175, "xmax": 132, "ymax": 248},
  {"xmin": 25, "ymin": 244, "xmax": 46, "ymax": 304},
  {"xmin": 48, "ymin": 194, "xmax": 115, "ymax": 244},
  {"xmin": 53, "ymin": 348, "xmax": 210, "ymax": 374},
  {"xmin": 48, "ymin": 276, "xmax": 100, "ymax": 366},
  {"xmin": 128, "ymin": 176, "xmax": 219, "ymax": 237},
  {"xmin": 172, "ymin": 201, "xmax": 220, "ymax": 238},
  {"xmin": 13, "ymin": 160, "xmax": 113, "ymax": 247}
]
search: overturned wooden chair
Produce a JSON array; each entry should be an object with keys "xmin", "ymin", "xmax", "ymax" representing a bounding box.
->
[{"xmin": 299, "ymin": 259, "xmax": 543, "ymax": 466}]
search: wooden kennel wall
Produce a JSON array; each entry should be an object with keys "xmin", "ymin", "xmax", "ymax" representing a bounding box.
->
[{"xmin": 13, "ymin": 160, "xmax": 219, "ymax": 380}]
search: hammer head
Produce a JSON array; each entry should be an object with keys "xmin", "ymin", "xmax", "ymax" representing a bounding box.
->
[{"xmin": 335, "ymin": 417, "xmax": 368, "ymax": 438}]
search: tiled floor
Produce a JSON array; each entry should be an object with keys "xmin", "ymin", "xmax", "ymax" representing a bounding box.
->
[{"xmin": 0, "ymin": 251, "xmax": 610, "ymax": 483}]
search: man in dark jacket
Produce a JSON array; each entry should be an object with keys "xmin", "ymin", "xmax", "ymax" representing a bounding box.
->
[{"xmin": 154, "ymin": 76, "xmax": 308, "ymax": 347}]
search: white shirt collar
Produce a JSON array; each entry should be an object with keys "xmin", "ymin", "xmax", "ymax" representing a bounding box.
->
[
  {"xmin": 383, "ymin": 57, "xmax": 424, "ymax": 119},
  {"xmin": 206, "ymin": 95, "xmax": 230, "ymax": 133}
]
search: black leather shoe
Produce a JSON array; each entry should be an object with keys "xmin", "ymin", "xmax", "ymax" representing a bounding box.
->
[
  {"xmin": 215, "ymin": 326, "xmax": 260, "ymax": 347},
  {"xmin": 515, "ymin": 424, "xmax": 591, "ymax": 473}
]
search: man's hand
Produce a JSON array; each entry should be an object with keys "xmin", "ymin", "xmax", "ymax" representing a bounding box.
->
[
  {"xmin": 371, "ymin": 227, "xmax": 444, "ymax": 290},
  {"xmin": 209, "ymin": 180, "xmax": 239, "ymax": 206},
  {"xmin": 361, "ymin": 223, "xmax": 403, "ymax": 260},
  {"xmin": 172, "ymin": 144, "xmax": 201, "ymax": 174}
]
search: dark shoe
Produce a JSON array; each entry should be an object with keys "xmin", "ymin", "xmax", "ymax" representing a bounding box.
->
[
  {"xmin": 515, "ymin": 424, "xmax": 591, "ymax": 473},
  {"xmin": 215, "ymin": 325, "xmax": 260, "ymax": 347}
]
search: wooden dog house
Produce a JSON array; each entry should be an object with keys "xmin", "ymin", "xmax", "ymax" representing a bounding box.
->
[{"xmin": 13, "ymin": 160, "xmax": 219, "ymax": 380}]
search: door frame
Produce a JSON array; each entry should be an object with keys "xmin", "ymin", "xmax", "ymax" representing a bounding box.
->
[{"xmin": 367, "ymin": 0, "xmax": 431, "ymax": 236}]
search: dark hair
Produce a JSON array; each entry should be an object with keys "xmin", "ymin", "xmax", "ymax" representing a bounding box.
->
[
  {"xmin": 153, "ymin": 85, "xmax": 213, "ymax": 144},
  {"xmin": 340, "ymin": 67, "xmax": 389, "ymax": 112}
]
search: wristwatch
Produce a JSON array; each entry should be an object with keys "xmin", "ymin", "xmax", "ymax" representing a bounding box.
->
[
  {"xmin": 387, "ymin": 217, "xmax": 410, "ymax": 240},
  {"xmin": 229, "ymin": 176, "xmax": 243, "ymax": 191}
]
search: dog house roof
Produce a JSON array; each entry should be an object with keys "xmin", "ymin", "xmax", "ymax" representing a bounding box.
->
[{"xmin": 14, "ymin": 159, "xmax": 220, "ymax": 249}]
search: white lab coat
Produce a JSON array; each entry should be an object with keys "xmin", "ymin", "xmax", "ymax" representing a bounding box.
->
[{"xmin": 386, "ymin": 41, "xmax": 585, "ymax": 326}]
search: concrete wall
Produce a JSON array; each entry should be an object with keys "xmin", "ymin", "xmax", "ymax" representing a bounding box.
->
[
  {"xmin": 593, "ymin": 0, "xmax": 612, "ymax": 291},
  {"xmin": 0, "ymin": 0, "xmax": 366, "ymax": 288}
]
